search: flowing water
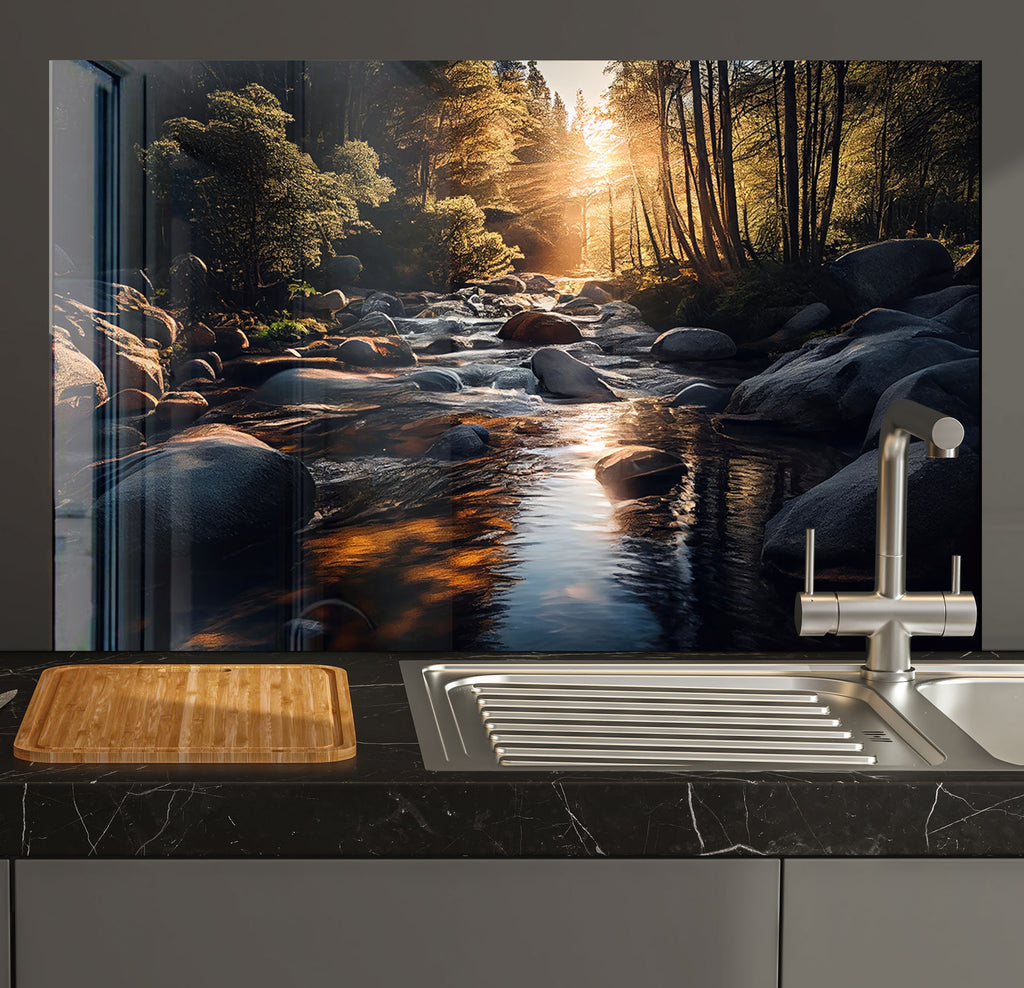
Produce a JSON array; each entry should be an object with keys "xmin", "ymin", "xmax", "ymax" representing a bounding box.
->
[{"xmin": 178, "ymin": 387, "xmax": 851, "ymax": 653}]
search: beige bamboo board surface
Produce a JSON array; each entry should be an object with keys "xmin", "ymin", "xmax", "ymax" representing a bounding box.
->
[{"xmin": 13, "ymin": 664, "xmax": 357, "ymax": 763}]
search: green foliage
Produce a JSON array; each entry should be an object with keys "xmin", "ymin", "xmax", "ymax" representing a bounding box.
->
[
  {"xmin": 328, "ymin": 141, "xmax": 396, "ymax": 209},
  {"xmin": 673, "ymin": 264, "xmax": 833, "ymax": 342},
  {"xmin": 248, "ymin": 318, "xmax": 318, "ymax": 349},
  {"xmin": 631, "ymin": 263, "xmax": 833, "ymax": 340},
  {"xmin": 287, "ymin": 280, "xmax": 316, "ymax": 299},
  {"xmin": 345, "ymin": 195, "xmax": 523, "ymax": 290},
  {"xmin": 142, "ymin": 84, "xmax": 392, "ymax": 306},
  {"xmin": 393, "ymin": 61, "xmax": 529, "ymax": 205},
  {"xmin": 424, "ymin": 197, "xmax": 524, "ymax": 288}
]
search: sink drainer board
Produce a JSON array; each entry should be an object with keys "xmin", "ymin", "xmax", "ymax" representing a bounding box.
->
[
  {"xmin": 14, "ymin": 664, "xmax": 357, "ymax": 763},
  {"xmin": 401, "ymin": 662, "xmax": 944, "ymax": 772}
]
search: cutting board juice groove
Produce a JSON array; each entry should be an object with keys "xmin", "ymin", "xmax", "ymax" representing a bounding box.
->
[{"xmin": 13, "ymin": 664, "xmax": 357, "ymax": 763}]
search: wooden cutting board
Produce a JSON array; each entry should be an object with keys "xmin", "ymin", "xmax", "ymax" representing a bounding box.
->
[{"xmin": 13, "ymin": 664, "xmax": 357, "ymax": 763}]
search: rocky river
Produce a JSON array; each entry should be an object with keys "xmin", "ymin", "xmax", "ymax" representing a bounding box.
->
[{"xmin": 52, "ymin": 241, "xmax": 982, "ymax": 652}]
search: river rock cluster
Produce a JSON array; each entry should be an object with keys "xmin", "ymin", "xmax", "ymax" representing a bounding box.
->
[{"xmin": 53, "ymin": 238, "xmax": 980, "ymax": 644}]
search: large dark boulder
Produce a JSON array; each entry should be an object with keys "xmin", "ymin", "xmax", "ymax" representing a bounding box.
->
[
  {"xmin": 843, "ymin": 307, "xmax": 976, "ymax": 349},
  {"xmin": 828, "ymin": 239, "xmax": 954, "ymax": 314},
  {"xmin": 95, "ymin": 425, "xmax": 315, "ymax": 560},
  {"xmin": 762, "ymin": 444, "xmax": 979, "ymax": 586},
  {"xmin": 897, "ymin": 286, "xmax": 980, "ymax": 348},
  {"xmin": 498, "ymin": 311, "xmax": 583, "ymax": 345},
  {"xmin": 725, "ymin": 318, "xmax": 974, "ymax": 439},
  {"xmin": 531, "ymin": 347, "xmax": 618, "ymax": 402},
  {"xmin": 778, "ymin": 302, "xmax": 831, "ymax": 339},
  {"xmin": 862, "ymin": 358, "xmax": 980, "ymax": 453},
  {"xmin": 668, "ymin": 382, "xmax": 734, "ymax": 412},
  {"xmin": 898, "ymin": 286, "xmax": 978, "ymax": 320},
  {"xmin": 651, "ymin": 327, "xmax": 738, "ymax": 361}
]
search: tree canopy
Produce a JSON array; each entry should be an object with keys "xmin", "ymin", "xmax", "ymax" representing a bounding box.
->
[{"xmin": 143, "ymin": 83, "xmax": 393, "ymax": 305}]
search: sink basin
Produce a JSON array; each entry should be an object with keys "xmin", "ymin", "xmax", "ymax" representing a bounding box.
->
[
  {"xmin": 401, "ymin": 660, "xmax": 1024, "ymax": 773},
  {"xmin": 916, "ymin": 678, "xmax": 1024, "ymax": 765}
]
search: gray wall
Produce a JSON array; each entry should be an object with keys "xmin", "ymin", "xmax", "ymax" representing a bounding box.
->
[{"xmin": 2, "ymin": 1, "xmax": 1016, "ymax": 649}]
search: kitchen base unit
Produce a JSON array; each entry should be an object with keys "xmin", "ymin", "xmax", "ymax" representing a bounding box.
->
[
  {"xmin": 13, "ymin": 858, "xmax": 779, "ymax": 988},
  {"xmin": 782, "ymin": 859, "xmax": 1024, "ymax": 988}
]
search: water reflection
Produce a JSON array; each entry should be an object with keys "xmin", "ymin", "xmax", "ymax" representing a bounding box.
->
[
  {"xmin": 489, "ymin": 402, "xmax": 849, "ymax": 652},
  {"xmin": 172, "ymin": 399, "xmax": 850, "ymax": 653}
]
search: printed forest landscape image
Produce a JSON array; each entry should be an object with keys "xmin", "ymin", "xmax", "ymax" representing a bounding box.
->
[{"xmin": 51, "ymin": 60, "xmax": 981, "ymax": 652}]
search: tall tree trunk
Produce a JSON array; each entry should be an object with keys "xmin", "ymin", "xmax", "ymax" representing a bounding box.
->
[
  {"xmin": 607, "ymin": 182, "xmax": 616, "ymax": 273},
  {"xmin": 876, "ymin": 64, "xmax": 894, "ymax": 239},
  {"xmin": 771, "ymin": 62, "xmax": 790, "ymax": 263},
  {"xmin": 717, "ymin": 60, "xmax": 746, "ymax": 267},
  {"xmin": 638, "ymin": 188, "xmax": 662, "ymax": 275},
  {"xmin": 815, "ymin": 60, "xmax": 847, "ymax": 264},
  {"xmin": 782, "ymin": 60, "xmax": 801, "ymax": 263},
  {"xmin": 704, "ymin": 61, "xmax": 720, "ymax": 190},
  {"xmin": 338, "ymin": 63, "xmax": 350, "ymax": 142},
  {"xmin": 659, "ymin": 66, "xmax": 708, "ymax": 277},
  {"xmin": 629, "ymin": 186, "xmax": 639, "ymax": 270},
  {"xmin": 809, "ymin": 63, "xmax": 826, "ymax": 257},
  {"xmin": 674, "ymin": 89, "xmax": 700, "ymax": 255},
  {"xmin": 800, "ymin": 61, "xmax": 811, "ymax": 262},
  {"xmin": 688, "ymin": 60, "xmax": 728, "ymax": 268}
]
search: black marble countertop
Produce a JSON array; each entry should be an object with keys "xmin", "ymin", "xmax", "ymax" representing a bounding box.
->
[{"xmin": 2, "ymin": 650, "xmax": 1024, "ymax": 858}]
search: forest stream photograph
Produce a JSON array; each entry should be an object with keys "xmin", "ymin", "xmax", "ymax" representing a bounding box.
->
[{"xmin": 50, "ymin": 59, "xmax": 981, "ymax": 653}]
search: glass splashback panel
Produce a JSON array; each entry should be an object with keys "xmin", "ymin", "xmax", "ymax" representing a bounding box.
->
[{"xmin": 50, "ymin": 60, "xmax": 981, "ymax": 652}]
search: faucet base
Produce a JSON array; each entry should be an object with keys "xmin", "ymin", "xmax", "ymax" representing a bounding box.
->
[{"xmin": 860, "ymin": 665, "xmax": 916, "ymax": 684}]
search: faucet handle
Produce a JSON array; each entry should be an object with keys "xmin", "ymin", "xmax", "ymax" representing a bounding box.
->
[
  {"xmin": 951, "ymin": 555, "xmax": 961, "ymax": 595},
  {"xmin": 805, "ymin": 528, "xmax": 815, "ymax": 595}
]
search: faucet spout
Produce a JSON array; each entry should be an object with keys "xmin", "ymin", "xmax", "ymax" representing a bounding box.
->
[
  {"xmin": 876, "ymin": 399, "xmax": 965, "ymax": 598},
  {"xmin": 795, "ymin": 399, "xmax": 976, "ymax": 683}
]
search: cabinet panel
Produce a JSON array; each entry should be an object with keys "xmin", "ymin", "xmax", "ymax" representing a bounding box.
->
[
  {"xmin": 783, "ymin": 859, "xmax": 1024, "ymax": 988},
  {"xmin": 16, "ymin": 859, "xmax": 778, "ymax": 988},
  {"xmin": 0, "ymin": 863, "xmax": 8, "ymax": 988}
]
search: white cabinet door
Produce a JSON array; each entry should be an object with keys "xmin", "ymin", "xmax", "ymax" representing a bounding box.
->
[
  {"xmin": 16, "ymin": 859, "xmax": 779, "ymax": 988},
  {"xmin": 783, "ymin": 859, "xmax": 1024, "ymax": 988}
]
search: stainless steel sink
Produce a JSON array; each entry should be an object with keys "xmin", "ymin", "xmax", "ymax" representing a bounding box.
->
[
  {"xmin": 916, "ymin": 677, "xmax": 1024, "ymax": 765},
  {"xmin": 400, "ymin": 659, "xmax": 1024, "ymax": 773}
]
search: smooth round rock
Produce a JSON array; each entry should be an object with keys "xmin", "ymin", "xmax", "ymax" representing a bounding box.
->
[
  {"xmin": 498, "ymin": 311, "xmax": 583, "ymax": 345},
  {"xmin": 531, "ymin": 347, "xmax": 618, "ymax": 402},
  {"xmin": 595, "ymin": 446, "xmax": 688, "ymax": 498},
  {"xmin": 651, "ymin": 327, "xmax": 738, "ymax": 361},
  {"xmin": 427, "ymin": 424, "xmax": 489, "ymax": 460}
]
